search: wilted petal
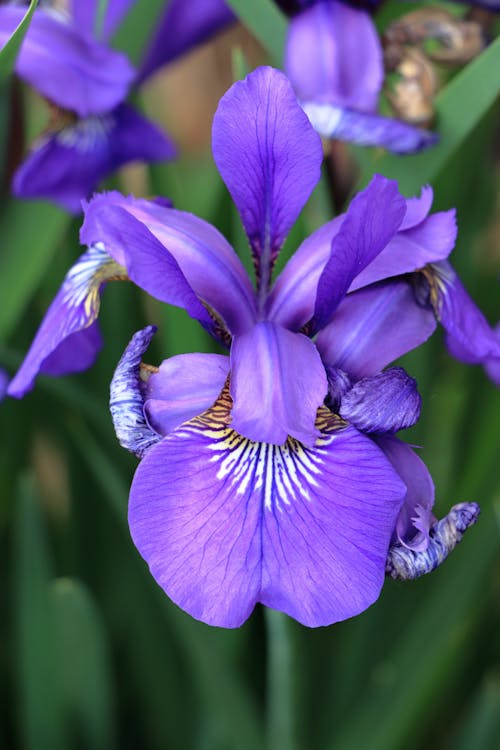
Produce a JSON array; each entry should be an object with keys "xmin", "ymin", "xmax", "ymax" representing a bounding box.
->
[
  {"xmin": 82, "ymin": 192, "xmax": 256, "ymax": 335},
  {"xmin": 0, "ymin": 5, "xmax": 135, "ymax": 116},
  {"xmin": 386, "ymin": 502, "xmax": 480, "ymax": 580},
  {"xmin": 230, "ymin": 321, "xmax": 327, "ymax": 445},
  {"xmin": 311, "ymin": 175, "xmax": 406, "ymax": 333},
  {"xmin": 13, "ymin": 105, "xmax": 176, "ymax": 214},
  {"xmin": 70, "ymin": 0, "xmax": 135, "ymax": 41},
  {"xmin": 8, "ymin": 245, "xmax": 124, "ymax": 397},
  {"xmin": 129, "ymin": 394, "xmax": 405, "ymax": 628},
  {"xmin": 139, "ymin": 0, "xmax": 235, "ymax": 81},
  {"xmin": 425, "ymin": 261, "xmax": 500, "ymax": 364},
  {"xmin": 144, "ymin": 353, "xmax": 230, "ymax": 435},
  {"xmin": 212, "ymin": 67, "xmax": 322, "ymax": 291},
  {"xmin": 317, "ymin": 280, "xmax": 437, "ymax": 378},
  {"xmin": 375, "ymin": 436, "xmax": 435, "ymax": 551},
  {"xmin": 110, "ymin": 326, "xmax": 163, "ymax": 458},
  {"xmin": 339, "ymin": 368, "xmax": 421, "ymax": 434},
  {"xmin": 285, "ymin": 1, "xmax": 382, "ymax": 112},
  {"xmin": 303, "ymin": 102, "xmax": 438, "ymax": 154}
]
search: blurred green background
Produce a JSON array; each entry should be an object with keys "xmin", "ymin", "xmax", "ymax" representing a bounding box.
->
[{"xmin": 0, "ymin": 1, "xmax": 499, "ymax": 748}]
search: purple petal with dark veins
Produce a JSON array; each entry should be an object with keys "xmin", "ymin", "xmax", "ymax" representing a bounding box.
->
[
  {"xmin": 303, "ymin": 102, "xmax": 438, "ymax": 154},
  {"xmin": 386, "ymin": 502, "xmax": 480, "ymax": 580},
  {"xmin": 285, "ymin": 1, "xmax": 382, "ymax": 112},
  {"xmin": 0, "ymin": 5, "xmax": 134, "ymax": 115},
  {"xmin": 311, "ymin": 175, "xmax": 406, "ymax": 333},
  {"xmin": 428, "ymin": 261, "xmax": 500, "ymax": 365},
  {"xmin": 339, "ymin": 367, "xmax": 421, "ymax": 434},
  {"xmin": 317, "ymin": 279, "xmax": 437, "ymax": 379},
  {"xmin": 70, "ymin": 0, "xmax": 135, "ymax": 41},
  {"xmin": 138, "ymin": 0, "xmax": 235, "ymax": 82},
  {"xmin": 230, "ymin": 321, "xmax": 327, "ymax": 446},
  {"xmin": 212, "ymin": 67, "xmax": 322, "ymax": 289},
  {"xmin": 7, "ymin": 244, "xmax": 122, "ymax": 398},
  {"xmin": 110, "ymin": 326, "xmax": 162, "ymax": 458},
  {"xmin": 375, "ymin": 435, "xmax": 435, "ymax": 552},
  {"xmin": 144, "ymin": 352, "xmax": 230, "ymax": 435},
  {"xmin": 82, "ymin": 192, "xmax": 256, "ymax": 335},
  {"xmin": 13, "ymin": 104, "xmax": 176, "ymax": 214},
  {"xmin": 128, "ymin": 394, "xmax": 405, "ymax": 628},
  {"xmin": 324, "ymin": 366, "xmax": 352, "ymax": 412}
]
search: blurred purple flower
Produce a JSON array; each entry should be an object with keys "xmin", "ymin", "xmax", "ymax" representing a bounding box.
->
[
  {"xmin": 8, "ymin": 67, "xmax": 486, "ymax": 627},
  {"xmin": 277, "ymin": 0, "xmax": 438, "ymax": 152},
  {"xmin": 0, "ymin": 1, "xmax": 175, "ymax": 212}
]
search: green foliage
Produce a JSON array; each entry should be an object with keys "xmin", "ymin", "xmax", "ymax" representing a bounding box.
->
[{"xmin": 0, "ymin": 0, "xmax": 37, "ymax": 82}]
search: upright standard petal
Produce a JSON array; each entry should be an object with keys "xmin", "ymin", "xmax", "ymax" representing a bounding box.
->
[
  {"xmin": 230, "ymin": 321, "xmax": 328, "ymax": 446},
  {"xmin": 316, "ymin": 280, "xmax": 437, "ymax": 378},
  {"xmin": 0, "ymin": 6, "xmax": 135, "ymax": 116},
  {"xmin": 339, "ymin": 368, "xmax": 421, "ymax": 434},
  {"xmin": 7, "ymin": 245, "xmax": 124, "ymax": 398},
  {"xmin": 70, "ymin": 0, "xmax": 135, "ymax": 41},
  {"xmin": 423, "ymin": 261, "xmax": 500, "ymax": 365},
  {"xmin": 302, "ymin": 102, "xmax": 438, "ymax": 154},
  {"xmin": 375, "ymin": 436, "xmax": 435, "ymax": 552},
  {"xmin": 129, "ymin": 393, "xmax": 405, "ymax": 628},
  {"xmin": 212, "ymin": 67, "xmax": 322, "ymax": 296},
  {"xmin": 138, "ymin": 0, "xmax": 235, "ymax": 82},
  {"xmin": 82, "ymin": 192, "xmax": 256, "ymax": 335},
  {"xmin": 285, "ymin": 1, "xmax": 383, "ymax": 112},
  {"xmin": 13, "ymin": 105, "xmax": 176, "ymax": 214},
  {"xmin": 310, "ymin": 175, "xmax": 406, "ymax": 333}
]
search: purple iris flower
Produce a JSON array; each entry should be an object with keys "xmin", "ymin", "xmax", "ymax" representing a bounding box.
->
[
  {"xmin": 276, "ymin": 0, "xmax": 439, "ymax": 152},
  {"xmin": 8, "ymin": 67, "xmax": 486, "ymax": 627},
  {"xmin": 0, "ymin": 0, "xmax": 175, "ymax": 213}
]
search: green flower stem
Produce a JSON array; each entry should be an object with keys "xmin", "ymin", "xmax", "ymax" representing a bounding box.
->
[{"xmin": 265, "ymin": 607, "xmax": 297, "ymax": 750}]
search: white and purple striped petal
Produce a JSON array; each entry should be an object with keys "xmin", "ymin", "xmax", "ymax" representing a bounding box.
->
[
  {"xmin": 316, "ymin": 280, "xmax": 437, "ymax": 379},
  {"xmin": 0, "ymin": 5, "xmax": 134, "ymax": 116},
  {"xmin": 229, "ymin": 321, "xmax": 327, "ymax": 446},
  {"xmin": 129, "ymin": 394, "xmax": 405, "ymax": 628},
  {"xmin": 212, "ymin": 67, "xmax": 323, "ymax": 300},
  {"xmin": 8, "ymin": 244, "xmax": 124, "ymax": 398},
  {"xmin": 13, "ymin": 105, "xmax": 176, "ymax": 214},
  {"xmin": 81, "ymin": 192, "xmax": 257, "ymax": 336}
]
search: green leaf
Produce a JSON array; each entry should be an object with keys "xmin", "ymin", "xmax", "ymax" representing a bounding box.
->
[
  {"xmin": 50, "ymin": 578, "xmax": 115, "ymax": 750},
  {"xmin": 0, "ymin": 200, "xmax": 70, "ymax": 339},
  {"xmin": 358, "ymin": 36, "xmax": 500, "ymax": 195},
  {"xmin": 225, "ymin": 0, "xmax": 287, "ymax": 64},
  {"xmin": 0, "ymin": 0, "xmax": 38, "ymax": 82},
  {"xmin": 454, "ymin": 675, "xmax": 500, "ymax": 750},
  {"xmin": 12, "ymin": 474, "xmax": 66, "ymax": 750}
]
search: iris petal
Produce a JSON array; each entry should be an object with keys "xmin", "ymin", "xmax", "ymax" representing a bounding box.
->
[
  {"xmin": 13, "ymin": 105, "xmax": 176, "ymax": 214},
  {"xmin": 212, "ymin": 66, "xmax": 322, "ymax": 297},
  {"xmin": 303, "ymin": 102, "xmax": 438, "ymax": 154},
  {"xmin": 230, "ymin": 321, "xmax": 327, "ymax": 446},
  {"xmin": 82, "ymin": 192, "xmax": 256, "ymax": 335},
  {"xmin": 8, "ymin": 244, "xmax": 123, "ymax": 397},
  {"xmin": 285, "ymin": 1, "xmax": 383, "ymax": 112},
  {"xmin": 316, "ymin": 279, "xmax": 437, "ymax": 378},
  {"xmin": 129, "ymin": 393, "xmax": 405, "ymax": 628},
  {"xmin": 0, "ymin": 5, "xmax": 134, "ymax": 116},
  {"xmin": 70, "ymin": 0, "xmax": 135, "ymax": 41}
]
